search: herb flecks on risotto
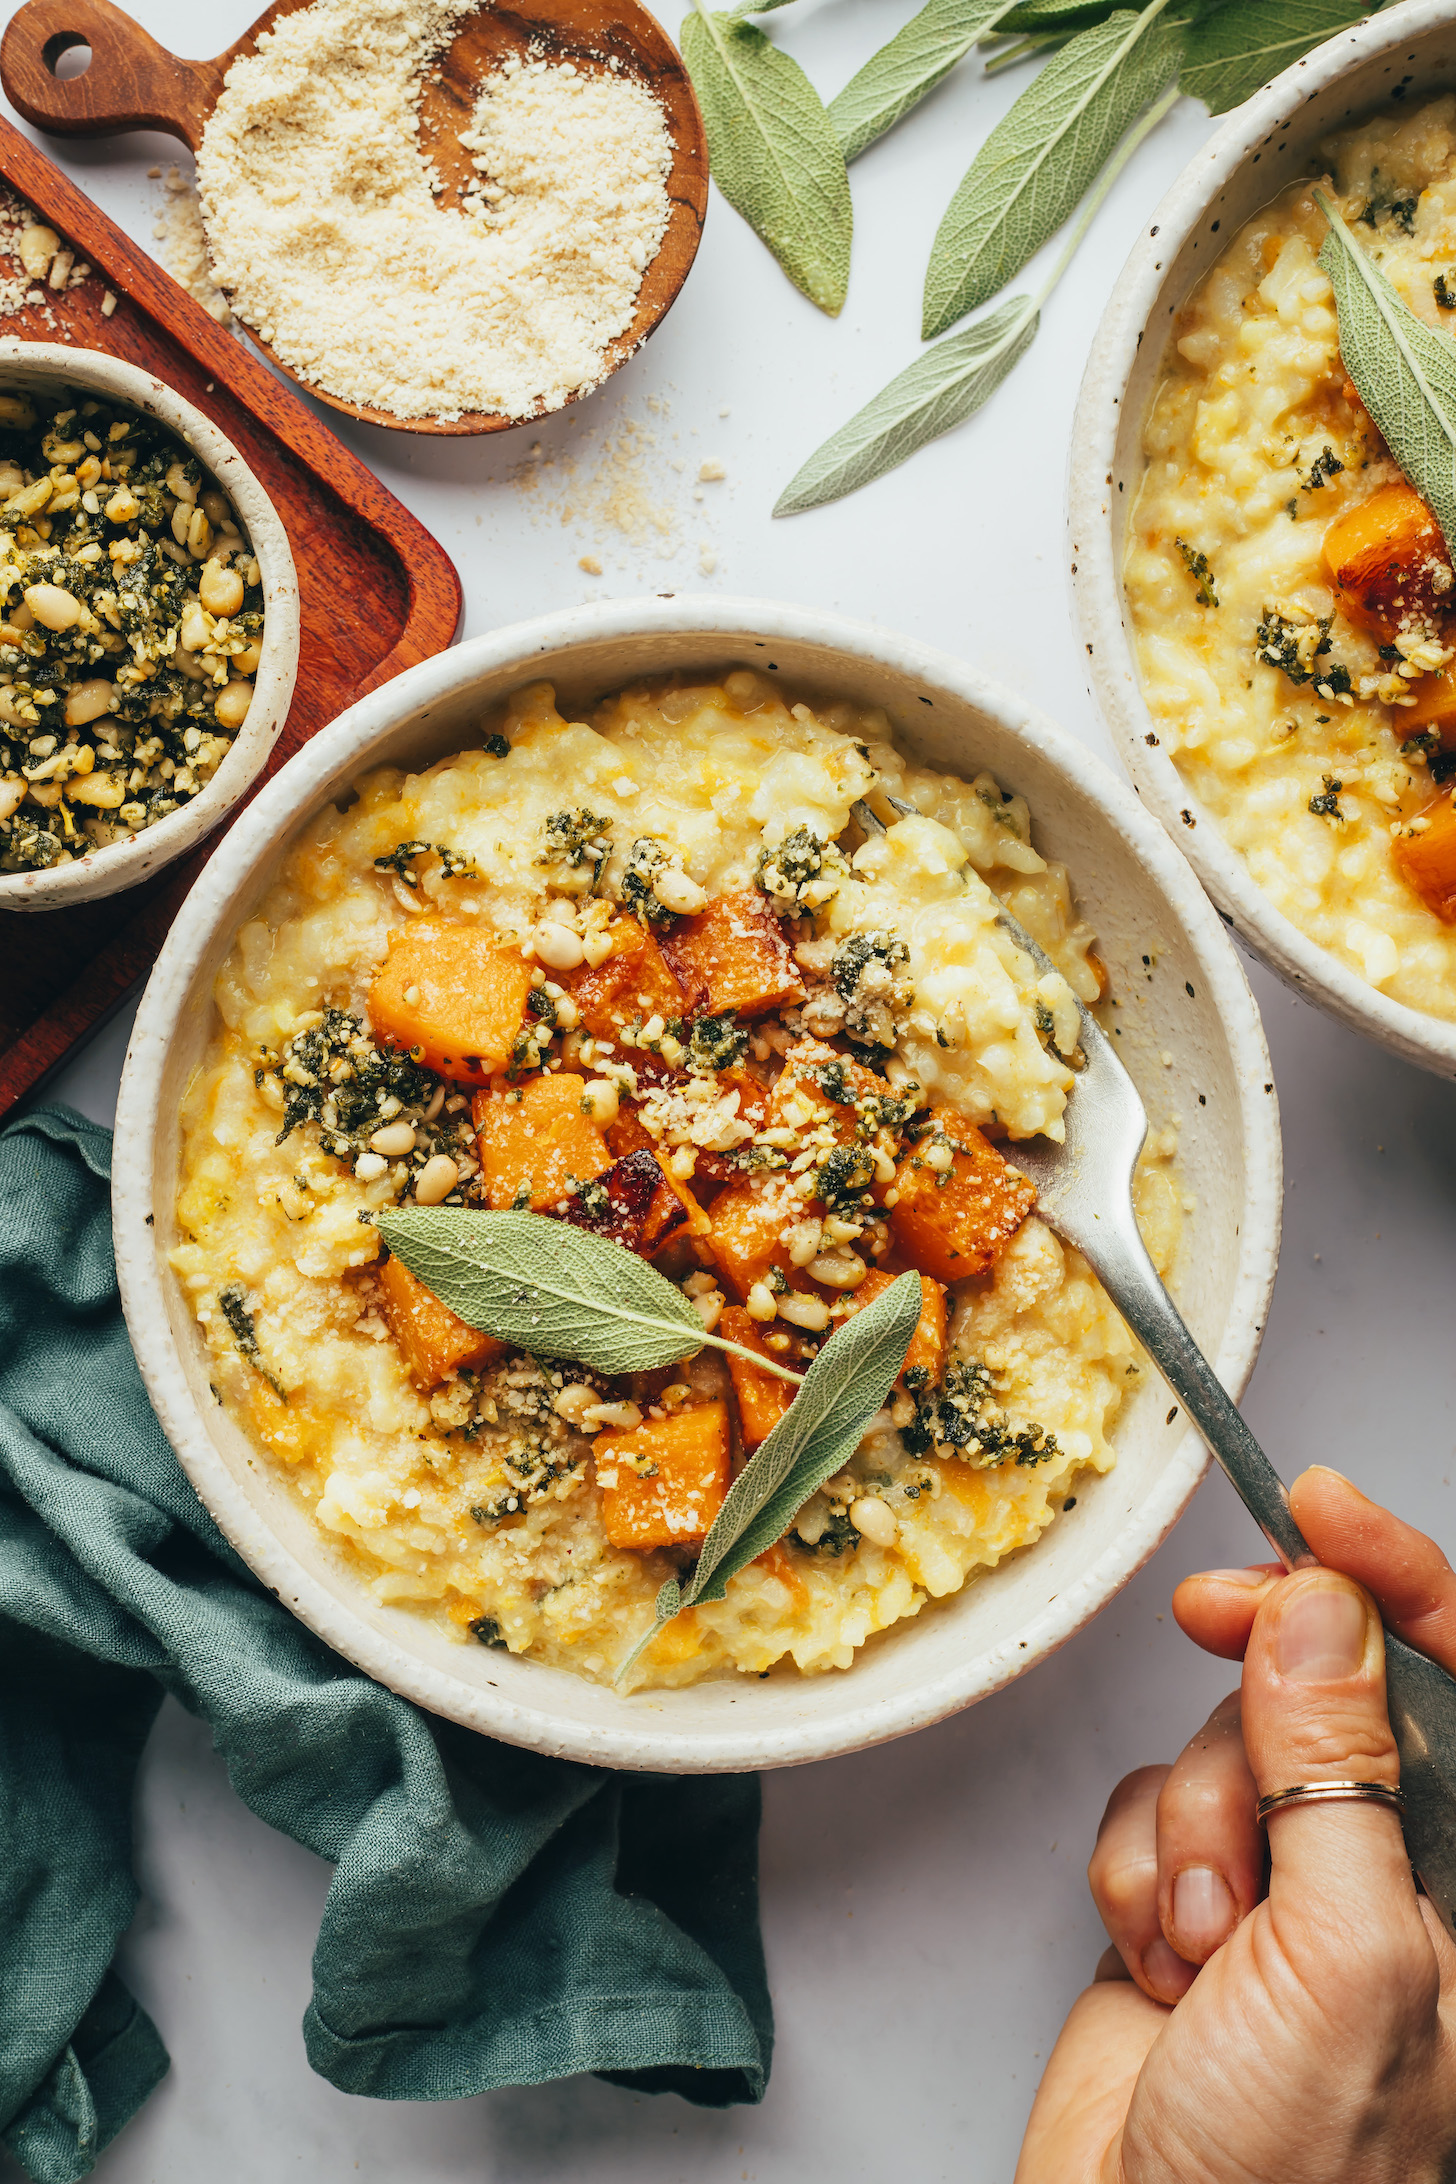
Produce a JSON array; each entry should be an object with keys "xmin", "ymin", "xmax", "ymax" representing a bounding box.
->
[{"xmin": 173, "ymin": 668, "xmax": 1180, "ymax": 1688}]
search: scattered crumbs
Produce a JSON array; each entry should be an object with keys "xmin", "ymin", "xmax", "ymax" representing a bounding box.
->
[
  {"xmin": 578, "ymin": 553, "xmax": 603, "ymax": 575},
  {"xmin": 147, "ymin": 164, "xmax": 162, "ymax": 178},
  {"xmin": 698, "ymin": 545, "xmax": 717, "ymax": 576},
  {"xmin": 515, "ymin": 405, "xmax": 687, "ymax": 564},
  {"xmin": 151, "ymin": 162, "xmax": 234, "ymax": 327},
  {"xmin": 1160, "ymin": 1048, "xmax": 1174, "ymax": 1067},
  {"xmin": 698, "ymin": 457, "xmax": 726, "ymax": 482},
  {"xmin": 718, "ymin": 404, "xmax": 730, "ymax": 418},
  {"xmin": 101, "ymin": 290, "xmax": 117, "ymax": 317}
]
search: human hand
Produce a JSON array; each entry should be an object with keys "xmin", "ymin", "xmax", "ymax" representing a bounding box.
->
[{"xmin": 1015, "ymin": 1467, "xmax": 1456, "ymax": 2183}]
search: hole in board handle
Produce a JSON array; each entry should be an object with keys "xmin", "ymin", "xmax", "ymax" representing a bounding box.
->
[{"xmin": 43, "ymin": 34, "xmax": 92, "ymax": 79}]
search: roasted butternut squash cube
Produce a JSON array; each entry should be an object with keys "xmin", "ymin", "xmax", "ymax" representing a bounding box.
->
[
  {"xmin": 835, "ymin": 1267, "xmax": 946, "ymax": 1385},
  {"xmin": 563, "ymin": 1145, "xmax": 704, "ymax": 1257},
  {"xmin": 720, "ymin": 1305, "xmax": 794, "ymax": 1452},
  {"xmin": 1394, "ymin": 792, "xmax": 1456, "ymax": 922},
  {"xmin": 661, "ymin": 890, "xmax": 805, "ymax": 1018},
  {"xmin": 368, "ymin": 918, "xmax": 533, "ymax": 1084},
  {"xmin": 378, "ymin": 1254, "xmax": 506, "ymax": 1387},
  {"xmin": 1322, "ymin": 483, "xmax": 1454, "ymax": 639},
  {"xmin": 705, "ymin": 1177, "xmax": 803, "ymax": 1299},
  {"xmin": 595, "ymin": 1401, "xmax": 732, "ymax": 1550},
  {"xmin": 1400, "ymin": 670, "xmax": 1456, "ymax": 746},
  {"xmin": 563, "ymin": 919, "xmax": 685, "ymax": 1039},
  {"xmin": 888, "ymin": 1106, "xmax": 1035, "ymax": 1282},
  {"xmin": 471, "ymin": 1073, "xmax": 612, "ymax": 1211}
]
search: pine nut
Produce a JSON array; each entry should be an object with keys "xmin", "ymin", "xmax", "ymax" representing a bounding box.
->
[
  {"xmin": 924, "ymin": 1142, "xmax": 954, "ymax": 1173},
  {"xmin": 18, "ymin": 223, "xmax": 58, "ymax": 278},
  {"xmin": 849, "ymin": 1496, "xmax": 897, "ymax": 1547},
  {"xmin": 808, "ymin": 1251, "xmax": 867, "ymax": 1290},
  {"xmin": 581, "ymin": 931, "xmax": 614, "ymax": 968},
  {"xmin": 683, "ymin": 1269, "xmax": 718, "ymax": 1297},
  {"xmin": 64, "ymin": 677, "xmax": 113, "ymax": 727},
  {"xmin": 413, "ymin": 1154, "xmax": 459, "ymax": 1204},
  {"xmin": 353, "ymin": 1152, "xmax": 388, "ymax": 1181},
  {"xmin": 199, "ymin": 557, "xmax": 245, "ymax": 616},
  {"xmin": 746, "ymin": 1282, "xmax": 777, "ymax": 1322},
  {"xmin": 580, "ymin": 1078, "xmax": 619, "ymax": 1126},
  {"xmin": 585, "ymin": 1399, "xmax": 643, "ymax": 1431},
  {"xmin": 214, "ymin": 679, "xmax": 253, "ymax": 730},
  {"xmin": 785, "ymin": 1218, "xmax": 823, "ymax": 1268},
  {"xmin": 533, "ymin": 921, "xmax": 584, "ymax": 970},
  {"xmin": 653, "ymin": 864, "xmax": 707, "ymax": 914},
  {"xmin": 23, "ymin": 582, "xmax": 83, "ymax": 631},
  {"xmin": 369, "ymin": 1121, "xmax": 416, "ymax": 1156},
  {"xmin": 693, "ymin": 1290, "xmax": 724, "ymax": 1331},
  {"xmin": 179, "ymin": 598, "xmax": 212, "ymax": 652},
  {"xmin": 778, "ymin": 1293, "xmax": 830, "ymax": 1332},
  {"xmin": 553, "ymin": 1383, "xmax": 599, "ymax": 1426}
]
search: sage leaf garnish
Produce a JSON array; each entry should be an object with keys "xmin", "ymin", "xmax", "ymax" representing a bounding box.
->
[
  {"xmin": 681, "ymin": 0, "xmax": 853, "ymax": 314},
  {"xmin": 375, "ymin": 1208, "xmax": 806, "ymax": 1383},
  {"xmin": 616, "ymin": 1270, "xmax": 924, "ymax": 1684},
  {"xmin": 778, "ymin": 79, "xmax": 1176, "ymax": 513},
  {"xmin": 1316, "ymin": 189, "xmax": 1456, "ymax": 555},
  {"xmin": 775, "ymin": 296, "xmax": 1038, "ymax": 515},
  {"xmin": 922, "ymin": 0, "xmax": 1179, "ymax": 339},
  {"xmin": 1181, "ymin": 0, "xmax": 1373, "ymax": 118},
  {"xmin": 828, "ymin": 0, "xmax": 1014, "ymax": 165}
]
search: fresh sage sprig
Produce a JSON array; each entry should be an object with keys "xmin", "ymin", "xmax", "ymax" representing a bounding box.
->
[
  {"xmin": 615, "ymin": 1269, "xmax": 924, "ymax": 1684},
  {"xmin": 1315, "ymin": 190, "xmax": 1456, "ymax": 555},
  {"xmin": 681, "ymin": 0, "xmax": 852, "ymax": 314},
  {"xmin": 376, "ymin": 1207, "xmax": 805, "ymax": 1383},
  {"xmin": 775, "ymin": 81, "xmax": 1176, "ymax": 515},
  {"xmin": 677, "ymin": 0, "xmax": 1387, "ymax": 505},
  {"xmin": 828, "ymin": 0, "xmax": 1016, "ymax": 164},
  {"xmin": 922, "ymin": 0, "xmax": 1179, "ymax": 338}
]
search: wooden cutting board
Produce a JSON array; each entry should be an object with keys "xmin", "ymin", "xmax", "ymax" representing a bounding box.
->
[{"xmin": 0, "ymin": 116, "xmax": 463, "ymax": 1119}]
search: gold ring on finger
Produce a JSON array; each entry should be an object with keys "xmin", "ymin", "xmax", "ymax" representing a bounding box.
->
[{"xmin": 1256, "ymin": 1780, "xmax": 1405, "ymax": 1825}]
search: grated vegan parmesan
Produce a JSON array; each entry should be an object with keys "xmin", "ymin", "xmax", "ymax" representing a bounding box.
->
[{"xmin": 195, "ymin": 0, "xmax": 675, "ymax": 422}]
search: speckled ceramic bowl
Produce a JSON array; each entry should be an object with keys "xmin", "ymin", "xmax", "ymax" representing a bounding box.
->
[
  {"xmin": 0, "ymin": 342, "xmax": 299, "ymax": 910},
  {"xmin": 1069, "ymin": 0, "xmax": 1456, "ymax": 1079},
  {"xmin": 112, "ymin": 597, "xmax": 1281, "ymax": 1773}
]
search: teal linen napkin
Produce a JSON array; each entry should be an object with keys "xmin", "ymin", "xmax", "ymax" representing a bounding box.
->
[{"xmin": 0, "ymin": 1106, "xmax": 771, "ymax": 2184}]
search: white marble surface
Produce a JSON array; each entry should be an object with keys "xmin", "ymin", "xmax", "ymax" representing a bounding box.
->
[{"xmin": 6, "ymin": 4, "xmax": 1456, "ymax": 2176}]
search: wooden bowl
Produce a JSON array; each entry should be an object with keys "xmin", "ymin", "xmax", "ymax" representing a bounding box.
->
[{"xmin": 0, "ymin": 0, "xmax": 709, "ymax": 437}]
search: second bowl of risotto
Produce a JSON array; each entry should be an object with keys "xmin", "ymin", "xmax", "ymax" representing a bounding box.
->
[
  {"xmin": 113, "ymin": 598, "xmax": 1279, "ymax": 1770},
  {"xmin": 1073, "ymin": 0, "xmax": 1456, "ymax": 1079}
]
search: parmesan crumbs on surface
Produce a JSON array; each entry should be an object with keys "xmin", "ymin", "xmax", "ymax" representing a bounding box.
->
[{"xmin": 195, "ymin": 0, "xmax": 674, "ymax": 422}]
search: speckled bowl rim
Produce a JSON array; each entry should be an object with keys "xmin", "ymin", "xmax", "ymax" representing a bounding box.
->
[
  {"xmin": 112, "ymin": 596, "xmax": 1281, "ymax": 1773},
  {"xmin": 1069, "ymin": 0, "xmax": 1456, "ymax": 1079},
  {"xmin": 0, "ymin": 341, "xmax": 300, "ymax": 910}
]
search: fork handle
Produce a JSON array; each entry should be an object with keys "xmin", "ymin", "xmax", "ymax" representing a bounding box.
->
[
  {"xmin": 1082, "ymin": 1217, "xmax": 1312, "ymax": 1570},
  {"xmin": 1086, "ymin": 1216, "xmax": 1456, "ymax": 1937}
]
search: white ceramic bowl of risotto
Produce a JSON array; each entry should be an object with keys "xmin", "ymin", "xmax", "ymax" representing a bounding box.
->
[
  {"xmin": 112, "ymin": 597, "xmax": 1280, "ymax": 1773},
  {"xmin": 1070, "ymin": 1, "xmax": 1456, "ymax": 1079},
  {"xmin": 0, "ymin": 342, "xmax": 299, "ymax": 910}
]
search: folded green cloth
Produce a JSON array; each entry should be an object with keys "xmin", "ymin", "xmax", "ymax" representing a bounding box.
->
[{"xmin": 0, "ymin": 1106, "xmax": 771, "ymax": 2184}]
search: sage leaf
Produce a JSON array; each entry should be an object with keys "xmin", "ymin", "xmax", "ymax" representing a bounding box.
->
[
  {"xmin": 681, "ymin": 2, "xmax": 853, "ymax": 314},
  {"xmin": 922, "ymin": 3, "xmax": 1180, "ymax": 338},
  {"xmin": 1316, "ymin": 190, "xmax": 1456, "ymax": 555},
  {"xmin": 377, "ymin": 1207, "xmax": 805, "ymax": 1383},
  {"xmin": 378, "ymin": 1207, "xmax": 707, "ymax": 1374},
  {"xmin": 617, "ymin": 1272, "xmax": 923, "ymax": 1684},
  {"xmin": 774, "ymin": 295, "xmax": 1038, "ymax": 514},
  {"xmin": 1000, "ymin": 0, "xmax": 1123, "ymax": 27},
  {"xmin": 1180, "ymin": 0, "xmax": 1370, "ymax": 117},
  {"xmin": 828, "ymin": 0, "xmax": 1014, "ymax": 165}
]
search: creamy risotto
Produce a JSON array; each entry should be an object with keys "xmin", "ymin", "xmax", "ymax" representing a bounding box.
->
[
  {"xmin": 173, "ymin": 670, "xmax": 1179, "ymax": 1688},
  {"xmin": 1127, "ymin": 95, "xmax": 1456, "ymax": 1019}
]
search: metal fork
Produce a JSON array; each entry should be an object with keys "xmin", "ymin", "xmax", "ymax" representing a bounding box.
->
[{"xmin": 852, "ymin": 794, "xmax": 1456, "ymax": 1929}]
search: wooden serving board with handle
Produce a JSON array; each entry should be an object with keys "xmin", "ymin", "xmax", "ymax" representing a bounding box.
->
[
  {"xmin": 0, "ymin": 114, "xmax": 463, "ymax": 1121},
  {"xmin": 0, "ymin": 0, "xmax": 709, "ymax": 436}
]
